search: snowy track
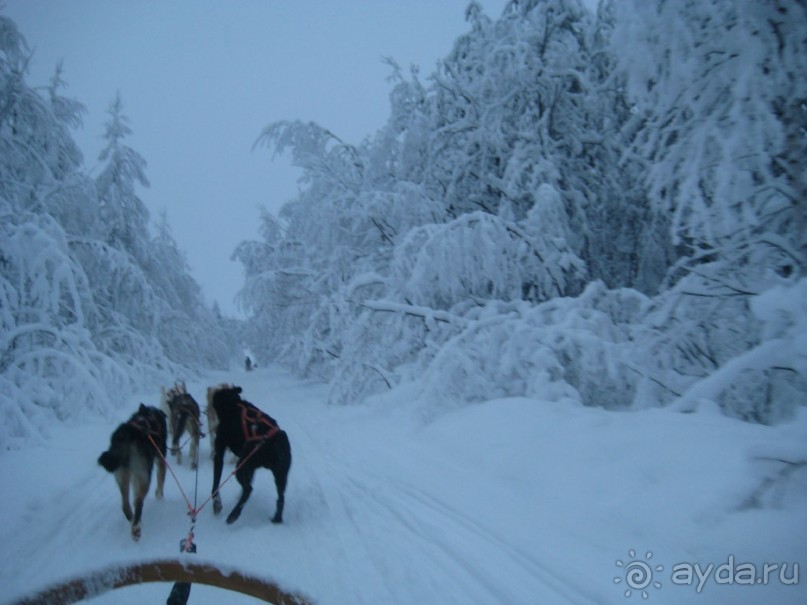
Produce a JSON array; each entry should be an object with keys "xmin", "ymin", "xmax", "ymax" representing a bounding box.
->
[{"xmin": 2, "ymin": 366, "xmax": 805, "ymax": 604}]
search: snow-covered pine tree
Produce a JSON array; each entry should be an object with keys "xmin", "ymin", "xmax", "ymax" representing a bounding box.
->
[
  {"xmin": 96, "ymin": 93, "xmax": 151, "ymax": 262},
  {"xmin": 87, "ymin": 94, "xmax": 240, "ymax": 371}
]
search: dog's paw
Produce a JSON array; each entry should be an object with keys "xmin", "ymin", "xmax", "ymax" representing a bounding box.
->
[
  {"xmin": 131, "ymin": 524, "xmax": 141, "ymax": 541},
  {"xmin": 155, "ymin": 488, "xmax": 164, "ymax": 500},
  {"xmin": 213, "ymin": 498, "xmax": 222, "ymax": 515},
  {"xmin": 226, "ymin": 509, "xmax": 241, "ymax": 524}
]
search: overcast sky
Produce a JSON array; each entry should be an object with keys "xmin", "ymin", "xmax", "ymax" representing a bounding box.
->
[{"xmin": 6, "ymin": 1, "xmax": 527, "ymax": 317}]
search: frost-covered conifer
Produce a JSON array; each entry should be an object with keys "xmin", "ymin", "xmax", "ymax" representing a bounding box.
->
[
  {"xmin": 0, "ymin": 16, "xmax": 238, "ymax": 447},
  {"xmin": 96, "ymin": 93, "xmax": 151, "ymax": 262}
]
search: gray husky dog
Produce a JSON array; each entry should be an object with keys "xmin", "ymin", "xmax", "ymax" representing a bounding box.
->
[
  {"xmin": 161, "ymin": 382, "xmax": 202, "ymax": 469},
  {"xmin": 98, "ymin": 404, "xmax": 167, "ymax": 541}
]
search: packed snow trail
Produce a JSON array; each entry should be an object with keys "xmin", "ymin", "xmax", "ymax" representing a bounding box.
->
[{"xmin": 1, "ymin": 365, "xmax": 805, "ymax": 604}]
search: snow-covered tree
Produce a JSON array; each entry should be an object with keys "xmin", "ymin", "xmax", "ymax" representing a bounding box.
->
[
  {"xmin": 96, "ymin": 93, "xmax": 150, "ymax": 262},
  {"xmin": 242, "ymin": 2, "xmax": 611, "ymax": 398},
  {"xmin": 0, "ymin": 15, "xmax": 240, "ymax": 447},
  {"xmin": 237, "ymin": 1, "xmax": 805, "ymax": 423},
  {"xmin": 613, "ymin": 0, "xmax": 807, "ymax": 422},
  {"xmin": 0, "ymin": 17, "xmax": 126, "ymax": 447},
  {"xmin": 614, "ymin": 0, "xmax": 805, "ymax": 275}
]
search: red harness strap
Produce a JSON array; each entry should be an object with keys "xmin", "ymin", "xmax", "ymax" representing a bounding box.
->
[{"xmin": 239, "ymin": 403, "xmax": 279, "ymax": 444}]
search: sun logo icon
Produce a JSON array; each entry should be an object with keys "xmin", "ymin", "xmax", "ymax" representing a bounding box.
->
[{"xmin": 614, "ymin": 549, "xmax": 663, "ymax": 599}]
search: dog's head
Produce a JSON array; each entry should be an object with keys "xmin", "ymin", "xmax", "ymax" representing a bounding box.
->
[
  {"xmin": 211, "ymin": 384, "xmax": 243, "ymax": 416},
  {"xmin": 167, "ymin": 390, "xmax": 194, "ymax": 410},
  {"xmin": 207, "ymin": 383, "xmax": 233, "ymax": 407},
  {"xmin": 139, "ymin": 403, "xmax": 166, "ymax": 418},
  {"xmin": 136, "ymin": 403, "xmax": 168, "ymax": 436},
  {"xmin": 161, "ymin": 382, "xmax": 186, "ymax": 419},
  {"xmin": 164, "ymin": 382, "xmax": 187, "ymax": 406}
]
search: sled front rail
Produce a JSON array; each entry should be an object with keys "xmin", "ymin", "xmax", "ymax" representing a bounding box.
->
[{"xmin": 10, "ymin": 558, "xmax": 312, "ymax": 605}]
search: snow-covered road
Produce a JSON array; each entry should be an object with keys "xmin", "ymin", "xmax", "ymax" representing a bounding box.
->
[{"xmin": 2, "ymin": 366, "xmax": 805, "ymax": 604}]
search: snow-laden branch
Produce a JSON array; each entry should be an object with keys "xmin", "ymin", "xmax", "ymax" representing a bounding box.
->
[
  {"xmin": 668, "ymin": 338, "xmax": 798, "ymax": 414},
  {"xmin": 358, "ymin": 300, "xmax": 468, "ymax": 327}
]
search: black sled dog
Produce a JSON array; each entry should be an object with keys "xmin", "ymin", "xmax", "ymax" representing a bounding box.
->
[
  {"xmin": 206, "ymin": 383, "xmax": 238, "ymax": 465},
  {"xmin": 161, "ymin": 382, "xmax": 202, "ymax": 469},
  {"xmin": 209, "ymin": 385, "xmax": 291, "ymax": 525},
  {"xmin": 98, "ymin": 404, "xmax": 167, "ymax": 541},
  {"xmin": 205, "ymin": 384, "xmax": 224, "ymax": 460}
]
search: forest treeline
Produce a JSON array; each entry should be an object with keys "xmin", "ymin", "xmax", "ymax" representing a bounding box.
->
[
  {"xmin": 234, "ymin": 0, "xmax": 806, "ymax": 421},
  {"xmin": 2, "ymin": 1, "xmax": 805, "ymax": 449}
]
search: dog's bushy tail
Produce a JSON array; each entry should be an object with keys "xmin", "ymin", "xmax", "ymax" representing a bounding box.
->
[
  {"xmin": 98, "ymin": 424, "xmax": 138, "ymax": 472},
  {"xmin": 98, "ymin": 450, "xmax": 120, "ymax": 472}
]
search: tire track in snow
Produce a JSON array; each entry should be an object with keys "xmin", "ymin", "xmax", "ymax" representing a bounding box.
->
[
  {"xmin": 1, "ymin": 470, "xmax": 112, "ymax": 598},
  {"xmin": 390, "ymin": 480, "xmax": 601, "ymax": 604},
  {"xmin": 3, "ymin": 470, "xmax": 105, "ymax": 559},
  {"xmin": 281, "ymin": 409, "xmax": 400, "ymax": 604},
  {"xmin": 307, "ymin": 444, "xmax": 575, "ymax": 604},
  {"xmin": 2, "ymin": 457, "xmax": 201, "ymax": 602},
  {"xmin": 341, "ymin": 473, "xmax": 517, "ymax": 604},
  {"xmin": 340, "ymin": 469, "xmax": 597, "ymax": 605},
  {"xmin": 278, "ymin": 391, "xmax": 599, "ymax": 604}
]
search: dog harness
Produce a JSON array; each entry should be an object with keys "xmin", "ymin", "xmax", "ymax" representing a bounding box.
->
[
  {"xmin": 170, "ymin": 393, "xmax": 201, "ymax": 422},
  {"xmin": 239, "ymin": 403, "xmax": 280, "ymax": 444},
  {"xmin": 129, "ymin": 411, "xmax": 165, "ymax": 440}
]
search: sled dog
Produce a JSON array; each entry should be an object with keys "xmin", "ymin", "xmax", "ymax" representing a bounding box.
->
[
  {"xmin": 209, "ymin": 385, "xmax": 292, "ymax": 525},
  {"xmin": 205, "ymin": 384, "xmax": 225, "ymax": 460},
  {"xmin": 161, "ymin": 382, "xmax": 202, "ymax": 469},
  {"xmin": 98, "ymin": 404, "xmax": 167, "ymax": 541}
]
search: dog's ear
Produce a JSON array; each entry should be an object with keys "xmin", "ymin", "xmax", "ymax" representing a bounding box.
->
[
  {"xmin": 234, "ymin": 386, "xmax": 243, "ymax": 395},
  {"xmin": 139, "ymin": 403, "xmax": 148, "ymax": 413}
]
